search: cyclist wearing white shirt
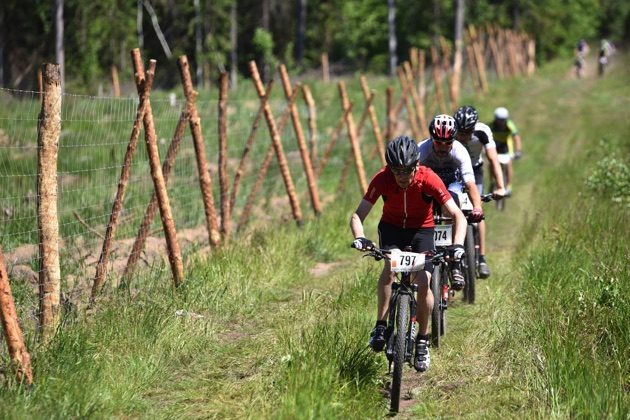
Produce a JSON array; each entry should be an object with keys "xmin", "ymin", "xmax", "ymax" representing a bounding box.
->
[
  {"xmin": 417, "ymin": 114, "xmax": 484, "ymax": 289},
  {"xmin": 454, "ymin": 106, "xmax": 506, "ymax": 278}
]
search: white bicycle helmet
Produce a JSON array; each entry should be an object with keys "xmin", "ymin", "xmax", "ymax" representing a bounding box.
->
[{"xmin": 494, "ymin": 107, "xmax": 509, "ymax": 119}]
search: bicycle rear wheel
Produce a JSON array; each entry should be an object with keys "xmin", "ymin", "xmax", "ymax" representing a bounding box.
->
[
  {"xmin": 390, "ymin": 294, "xmax": 410, "ymax": 413},
  {"xmin": 430, "ymin": 267, "xmax": 441, "ymax": 348},
  {"xmin": 463, "ymin": 225, "xmax": 476, "ymax": 304}
]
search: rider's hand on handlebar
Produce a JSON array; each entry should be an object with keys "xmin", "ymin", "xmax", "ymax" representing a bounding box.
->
[
  {"xmin": 514, "ymin": 150, "xmax": 523, "ymax": 160},
  {"xmin": 469, "ymin": 207, "xmax": 484, "ymax": 223},
  {"xmin": 447, "ymin": 244, "xmax": 465, "ymax": 260},
  {"xmin": 352, "ymin": 237, "xmax": 375, "ymax": 251}
]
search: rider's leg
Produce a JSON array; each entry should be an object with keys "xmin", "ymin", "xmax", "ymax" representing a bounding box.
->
[
  {"xmin": 478, "ymin": 220, "xmax": 491, "ymax": 278},
  {"xmin": 377, "ymin": 263, "xmax": 395, "ymax": 321},
  {"xmin": 414, "ymin": 270, "xmax": 432, "ymax": 336}
]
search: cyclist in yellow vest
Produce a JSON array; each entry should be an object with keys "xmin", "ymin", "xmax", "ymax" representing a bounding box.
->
[{"xmin": 489, "ymin": 107, "xmax": 522, "ymax": 194}]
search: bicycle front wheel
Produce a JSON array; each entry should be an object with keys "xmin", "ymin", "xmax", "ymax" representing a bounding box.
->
[
  {"xmin": 431, "ymin": 267, "xmax": 441, "ymax": 348},
  {"xmin": 390, "ymin": 294, "xmax": 410, "ymax": 413},
  {"xmin": 464, "ymin": 225, "xmax": 477, "ymax": 304}
]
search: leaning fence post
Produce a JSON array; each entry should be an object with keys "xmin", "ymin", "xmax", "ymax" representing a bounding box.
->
[
  {"xmin": 338, "ymin": 81, "xmax": 368, "ymax": 194},
  {"xmin": 302, "ymin": 85, "xmax": 318, "ymax": 167},
  {"xmin": 279, "ymin": 64, "xmax": 321, "ymax": 216},
  {"xmin": 132, "ymin": 50, "xmax": 184, "ymax": 287},
  {"xmin": 249, "ymin": 60, "xmax": 303, "ymax": 226},
  {"xmin": 386, "ymin": 86, "xmax": 395, "ymax": 140},
  {"xmin": 90, "ymin": 53, "xmax": 153, "ymax": 303},
  {"xmin": 403, "ymin": 62, "xmax": 428, "ymax": 138},
  {"xmin": 122, "ymin": 111, "xmax": 188, "ymax": 283},
  {"xmin": 430, "ymin": 46, "xmax": 448, "ymax": 114},
  {"xmin": 0, "ymin": 247, "xmax": 34, "ymax": 385},
  {"xmin": 359, "ymin": 76, "xmax": 386, "ymax": 166},
  {"xmin": 218, "ymin": 73, "xmax": 232, "ymax": 237},
  {"xmin": 397, "ymin": 66, "xmax": 421, "ymax": 138},
  {"xmin": 229, "ymin": 80, "xmax": 274, "ymax": 215},
  {"xmin": 237, "ymin": 93, "xmax": 298, "ymax": 230},
  {"xmin": 37, "ymin": 63, "xmax": 62, "ymax": 343},
  {"xmin": 178, "ymin": 55, "xmax": 221, "ymax": 246}
]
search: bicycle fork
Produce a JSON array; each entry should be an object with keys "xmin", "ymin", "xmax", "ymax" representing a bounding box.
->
[{"xmin": 385, "ymin": 278, "xmax": 418, "ymax": 371}]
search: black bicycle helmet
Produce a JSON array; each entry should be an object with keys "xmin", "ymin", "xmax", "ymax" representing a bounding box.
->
[
  {"xmin": 429, "ymin": 114, "xmax": 458, "ymax": 142},
  {"xmin": 453, "ymin": 106, "xmax": 478, "ymax": 132},
  {"xmin": 385, "ymin": 135, "xmax": 419, "ymax": 168}
]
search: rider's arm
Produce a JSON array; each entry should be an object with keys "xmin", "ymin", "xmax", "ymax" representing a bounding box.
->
[
  {"xmin": 350, "ymin": 199, "xmax": 374, "ymax": 239},
  {"xmin": 441, "ymin": 198, "xmax": 466, "ymax": 245},
  {"xmin": 513, "ymin": 133, "xmax": 522, "ymax": 154},
  {"xmin": 465, "ymin": 180, "xmax": 482, "ymax": 209},
  {"xmin": 484, "ymin": 147, "xmax": 506, "ymax": 195},
  {"xmin": 453, "ymin": 142, "xmax": 482, "ymax": 208}
]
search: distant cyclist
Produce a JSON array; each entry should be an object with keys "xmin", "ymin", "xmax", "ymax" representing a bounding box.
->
[
  {"xmin": 575, "ymin": 39, "xmax": 588, "ymax": 78},
  {"xmin": 417, "ymin": 114, "xmax": 484, "ymax": 287},
  {"xmin": 598, "ymin": 39, "xmax": 614, "ymax": 77},
  {"xmin": 489, "ymin": 107, "xmax": 522, "ymax": 195},
  {"xmin": 453, "ymin": 105, "xmax": 506, "ymax": 278},
  {"xmin": 350, "ymin": 135, "xmax": 467, "ymax": 372}
]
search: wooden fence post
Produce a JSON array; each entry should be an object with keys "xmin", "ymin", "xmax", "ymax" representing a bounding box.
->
[
  {"xmin": 249, "ymin": 61, "xmax": 303, "ymax": 226},
  {"xmin": 302, "ymin": 85, "xmax": 318, "ymax": 167},
  {"xmin": 218, "ymin": 73, "xmax": 232, "ymax": 236},
  {"xmin": 359, "ymin": 76, "xmax": 386, "ymax": 165},
  {"xmin": 386, "ymin": 86, "xmax": 395, "ymax": 140},
  {"xmin": 527, "ymin": 37, "xmax": 536, "ymax": 76},
  {"xmin": 90, "ymin": 56, "xmax": 153, "ymax": 302},
  {"xmin": 132, "ymin": 50, "xmax": 184, "ymax": 287},
  {"xmin": 237, "ymin": 90, "xmax": 299, "ymax": 230},
  {"xmin": 37, "ymin": 63, "xmax": 61, "ymax": 343},
  {"xmin": 122, "ymin": 111, "xmax": 188, "ymax": 283},
  {"xmin": 403, "ymin": 62, "xmax": 428, "ymax": 138},
  {"xmin": 321, "ymin": 52, "xmax": 330, "ymax": 82},
  {"xmin": 178, "ymin": 55, "xmax": 221, "ymax": 246},
  {"xmin": 316, "ymin": 103, "xmax": 352, "ymax": 177},
  {"xmin": 430, "ymin": 46, "xmax": 448, "ymax": 114},
  {"xmin": 396, "ymin": 66, "xmax": 421, "ymax": 138},
  {"xmin": 486, "ymin": 25, "xmax": 505, "ymax": 80},
  {"xmin": 417, "ymin": 49, "xmax": 426, "ymax": 103},
  {"xmin": 229, "ymin": 80, "xmax": 274, "ymax": 214},
  {"xmin": 338, "ymin": 81, "xmax": 368, "ymax": 194},
  {"xmin": 469, "ymin": 26, "xmax": 489, "ymax": 93},
  {"xmin": 279, "ymin": 64, "xmax": 321, "ymax": 216},
  {"xmin": 111, "ymin": 65, "xmax": 121, "ymax": 97},
  {"xmin": 0, "ymin": 247, "xmax": 33, "ymax": 385}
]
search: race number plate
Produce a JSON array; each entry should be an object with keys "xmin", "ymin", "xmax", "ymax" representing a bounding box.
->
[
  {"xmin": 434, "ymin": 225, "xmax": 452, "ymax": 247},
  {"xmin": 389, "ymin": 249, "xmax": 426, "ymax": 273},
  {"xmin": 456, "ymin": 191, "xmax": 473, "ymax": 211}
]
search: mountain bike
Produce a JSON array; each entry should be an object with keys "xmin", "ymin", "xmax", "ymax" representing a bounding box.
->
[
  {"xmin": 490, "ymin": 153, "xmax": 511, "ymax": 211},
  {"xmin": 352, "ymin": 244, "xmax": 444, "ymax": 413},
  {"xmin": 434, "ymin": 192, "xmax": 495, "ymax": 306}
]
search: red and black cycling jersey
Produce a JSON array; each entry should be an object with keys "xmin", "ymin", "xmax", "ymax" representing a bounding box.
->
[{"xmin": 363, "ymin": 166, "xmax": 450, "ymax": 229}]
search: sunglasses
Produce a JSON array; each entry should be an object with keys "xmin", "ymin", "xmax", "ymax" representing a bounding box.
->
[
  {"xmin": 390, "ymin": 166, "xmax": 415, "ymax": 176},
  {"xmin": 432, "ymin": 138, "xmax": 454, "ymax": 145}
]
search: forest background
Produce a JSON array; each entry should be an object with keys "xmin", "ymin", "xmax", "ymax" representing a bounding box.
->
[{"xmin": 1, "ymin": 0, "xmax": 629, "ymax": 93}]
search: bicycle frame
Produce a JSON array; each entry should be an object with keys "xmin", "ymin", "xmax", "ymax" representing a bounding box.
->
[{"xmin": 385, "ymin": 271, "xmax": 418, "ymax": 365}]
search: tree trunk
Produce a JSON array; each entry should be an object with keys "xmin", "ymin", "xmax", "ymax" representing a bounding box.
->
[
  {"xmin": 388, "ymin": 0, "xmax": 397, "ymax": 77},
  {"xmin": 230, "ymin": 1, "xmax": 238, "ymax": 89},
  {"xmin": 54, "ymin": 0, "xmax": 64, "ymax": 91},
  {"xmin": 137, "ymin": 0, "xmax": 144, "ymax": 49},
  {"xmin": 451, "ymin": 0, "xmax": 465, "ymax": 104},
  {"xmin": 295, "ymin": 0, "xmax": 306, "ymax": 65},
  {"xmin": 194, "ymin": 0, "xmax": 203, "ymax": 86}
]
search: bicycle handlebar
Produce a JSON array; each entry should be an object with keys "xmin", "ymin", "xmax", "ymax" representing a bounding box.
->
[{"xmin": 351, "ymin": 243, "xmax": 446, "ymax": 264}]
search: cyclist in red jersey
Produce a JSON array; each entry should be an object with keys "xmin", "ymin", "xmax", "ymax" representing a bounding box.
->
[{"xmin": 350, "ymin": 136, "xmax": 467, "ymax": 372}]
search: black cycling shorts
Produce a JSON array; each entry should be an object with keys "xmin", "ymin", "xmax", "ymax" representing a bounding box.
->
[
  {"xmin": 496, "ymin": 142, "xmax": 509, "ymax": 155},
  {"xmin": 377, "ymin": 221, "xmax": 435, "ymax": 273}
]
